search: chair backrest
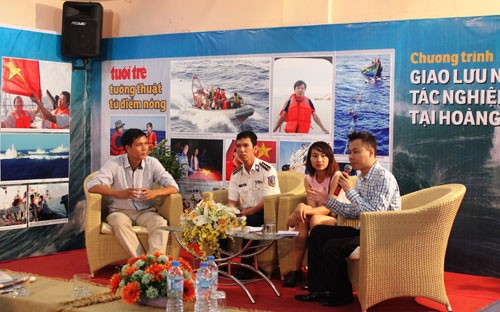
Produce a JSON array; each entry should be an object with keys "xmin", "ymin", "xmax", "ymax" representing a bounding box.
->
[
  {"xmin": 277, "ymin": 170, "xmax": 306, "ymax": 195},
  {"xmin": 401, "ymin": 183, "xmax": 466, "ymax": 212},
  {"xmin": 400, "ymin": 183, "xmax": 466, "ymax": 240}
]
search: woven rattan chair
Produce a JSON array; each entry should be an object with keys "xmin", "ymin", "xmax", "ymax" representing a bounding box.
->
[
  {"xmin": 201, "ymin": 170, "xmax": 306, "ymax": 276},
  {"xmin": 345, "ymin": 183, "xmax": 466, "ymax": 312},
  {"xmin": 83, "ymin": 172, "xmax": 182, "ymax": 274},
  {"xmin": 277, "ymin": 175, "xmax": 358, "ymax": 279}
]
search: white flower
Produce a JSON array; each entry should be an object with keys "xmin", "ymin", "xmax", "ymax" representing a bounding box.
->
[
  {"xmin": 145, "ymin": 286, "xmax": 159, "ymax": 299},
  {"xmin": 141, "ymin": 273, "xmax": 154, "ymax": 284},
  {"xmin": 157, "ymin": 255, "xmax": 168, "ymax": 263},
  {"xmin": 132, "ymin": 270, "xmax": 144, "ymax": 280},
  {"xmin": 192, "ymin": 215, "xmax": 207, "ymax": 226},
  {"xmin": 134, "ymin": 260, "xmax": 145, "ymax": 268}
]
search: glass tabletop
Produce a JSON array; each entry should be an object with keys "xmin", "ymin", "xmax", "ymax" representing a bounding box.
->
[{"xmin": 159, "ymin": 226, "xmax": 296, "ymax": 241}]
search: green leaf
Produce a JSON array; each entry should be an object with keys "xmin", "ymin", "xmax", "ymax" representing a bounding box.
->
[{"xmin": 150, "ymin": 139, "xmax": 184, "ymax": 181}]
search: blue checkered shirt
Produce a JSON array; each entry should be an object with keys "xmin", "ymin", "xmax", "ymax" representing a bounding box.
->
[{"xmin": 325, "ymin": 161, "xmax": 401, "ymax": 219}]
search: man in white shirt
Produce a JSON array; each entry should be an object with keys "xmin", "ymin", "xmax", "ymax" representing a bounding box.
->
[{"xmin": 87, "ymin": 128, "xmax": 179, "ymax": 257}]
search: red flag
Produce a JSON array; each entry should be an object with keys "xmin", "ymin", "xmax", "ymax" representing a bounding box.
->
[
  {"xmin": 2, "ymin": 57, "xmax": 41, "ymax": 99},
  {"xmin": 255, "ymin": 140, "xmax": 277, "ymax": 163}
]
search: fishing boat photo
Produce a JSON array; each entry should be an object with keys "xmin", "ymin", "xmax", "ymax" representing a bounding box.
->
[{"xmin": 361, "ymin": 58, "xmax": 385, "ymax": 82}]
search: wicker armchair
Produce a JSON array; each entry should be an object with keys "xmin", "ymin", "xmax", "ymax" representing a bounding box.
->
[
  {"xmin": 276, "ymin": 175, "xmax": 358, "ymax": 279},
  {"xmin": 83, "ymin": 172, "xmax": 182, "ymax": 274},
  {"xmin": 201, "ymin": 170, "xmax": 305, "ymax": 276},
  {"xmin": 347, "ymin": 183, "xmax": 466, "ymax": 312}
]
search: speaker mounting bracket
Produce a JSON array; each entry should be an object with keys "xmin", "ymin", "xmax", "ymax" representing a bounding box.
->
[{"xmin": 72, "ymin": 58, "xmax": 89, "ymax": 71}]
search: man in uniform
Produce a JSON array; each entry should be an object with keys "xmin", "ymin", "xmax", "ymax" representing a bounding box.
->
[{"xmin": 227, "ymin": 130, "xmax": 281, "ymax": 278}]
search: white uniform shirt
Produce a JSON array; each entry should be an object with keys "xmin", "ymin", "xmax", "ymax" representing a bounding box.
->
[{"xmin": 228, "ymin": 158, "xmax": 280, "ymax": 209}]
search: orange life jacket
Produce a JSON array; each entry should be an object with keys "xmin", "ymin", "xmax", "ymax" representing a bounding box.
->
[
  {"xmin": 13, "ymin": 111, "xmax": 31, "ymax": 128},
  {"xmin": 284, "ymin": 94, "xmax": 313, "ymax": 133},
  {"xmin": 221, "ymin": 94, "xmax": 228, "ymax": 109},
  {"xmin": 51, "ymin": 107, "xmax": 70, "ymax": 129},
  {"xmin": 110, "ymin": 131, "xmax": 125, "ymax": 155}
]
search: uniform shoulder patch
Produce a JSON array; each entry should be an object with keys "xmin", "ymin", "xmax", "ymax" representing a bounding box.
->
[
  {"xmin": 232, "ymin": 166, "xmax": 243, "ymax": 175},
  {"xmin": 259, "ymin": 161, "xmax": 271, "ymax": 171}
]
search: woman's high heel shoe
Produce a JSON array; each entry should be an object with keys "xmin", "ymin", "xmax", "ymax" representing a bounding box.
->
[{"xmin": 282, "ymin": 270, "xmax": 302, "ymax": 287}]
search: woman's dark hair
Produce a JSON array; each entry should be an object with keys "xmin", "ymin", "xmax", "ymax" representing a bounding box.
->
[
  {"xmin": 121, "ymin": 128, "xmax": 147, "ymax": 148},
  {"xmin": 305, "ymin": 141, "xmax": 339, "ymax": 177}
]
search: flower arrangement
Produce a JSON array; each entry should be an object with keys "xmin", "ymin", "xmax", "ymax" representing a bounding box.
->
[
  {"xmin": 109, "ymin": 252, "xmax": 195, "ymax": 305},
  {"xmin": 180, "ymin": 195, "xmax": 246, "ymax": 257}
]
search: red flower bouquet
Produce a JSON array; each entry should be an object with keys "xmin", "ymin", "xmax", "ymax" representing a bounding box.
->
[{"xmin": 110, "ymin": 252, "xmax": 195, "ymax": 304}]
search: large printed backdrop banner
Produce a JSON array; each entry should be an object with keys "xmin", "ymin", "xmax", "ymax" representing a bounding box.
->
[
  {"xmin": 95, "ymin": 16, "xmax": 500, "ymax": 278},
  {"xmin": 0, "ymin": 26, "xmax": 86, "ymax": 260},
  {"xmin": 0, "ymin": 15, "xmax": 498, "ymax": 279}
]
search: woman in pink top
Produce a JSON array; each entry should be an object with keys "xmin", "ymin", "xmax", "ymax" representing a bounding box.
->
[{"xmin": 283, "ymin": 141, "xmax": 348, "ymax": 288}]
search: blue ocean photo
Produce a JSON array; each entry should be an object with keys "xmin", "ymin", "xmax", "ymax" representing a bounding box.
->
[
  {"xmin": 170, "ymin": 57, "xmax": 270, "ymax": 134},
  {"xmin": 333, "ymin": 53, "xmax": 392, "ymax": 156},
  {"xmin": 0, "ymin": 133, "xmax": 69, "ymax": 182}
]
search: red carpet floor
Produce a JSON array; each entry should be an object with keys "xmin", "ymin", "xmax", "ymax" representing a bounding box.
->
[{"xmin": 0, "ymin": 248, "xmax": 499, "ymax": 312}]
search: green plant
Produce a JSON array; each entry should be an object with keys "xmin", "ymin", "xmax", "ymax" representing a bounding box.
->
[{"xmin": 150, "ymin": 139, "xmax": 183, "ymax": 181}]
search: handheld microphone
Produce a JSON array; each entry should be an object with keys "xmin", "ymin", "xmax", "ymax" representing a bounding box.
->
[{"xmin": 333, "ymin": 164, "xmax": 352, "ymax": 196}]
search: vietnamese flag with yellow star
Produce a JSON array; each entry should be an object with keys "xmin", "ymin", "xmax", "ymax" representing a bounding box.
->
[
  {"xmin": 2, "ymin": 57, "xmax": 41, "ymax": 99},
  {"xmin": 254, "ymin": 140, "xmax": 277, "ymax": 163}
]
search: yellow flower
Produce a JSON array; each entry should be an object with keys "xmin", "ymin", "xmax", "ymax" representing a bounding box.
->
[{"xmin": 180, "ymin": 198, "xmax": 246, "ymax": 258}]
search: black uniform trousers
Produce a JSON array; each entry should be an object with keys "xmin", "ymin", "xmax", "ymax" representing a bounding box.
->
[
  {"xmin": 307, "ymin": 225, "xmax": 360, "ymax": 297},
  {"xmin": 220, "ymin": 210, "xmax": 264, "ymax": 266}
]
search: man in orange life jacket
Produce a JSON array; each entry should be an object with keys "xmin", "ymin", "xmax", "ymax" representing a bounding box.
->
[
  {"xmin": 212, "ymin": 87, "xmax": 221, "ymax": 109},
  {"xmin": 219, "ymin": 89, "xmax": 228, "ymax": 109},
  {"xmin": 1, "ymin": 96, "xmax": 39, "ymax": 128},
  {"xmin": 111, "ymin": 120, "xmax": 126, "ymax": 156},
  {"xmin": 30, "ymin": 91, "xmax": 70, "ymax": 129},
  {"xmin": 273, "ymin": 80, "xmax": 329, "ymax": 134}
]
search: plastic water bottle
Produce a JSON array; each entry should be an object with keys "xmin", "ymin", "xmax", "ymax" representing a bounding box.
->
[
  {"xmin": 195, "ymin": 261, "xmax": 212, "ymax": 312},
  {"xmin": 207, "ymin": 256, "xmax": 218, "ymax": 292},
  {"xmin": 167, "ymin": 261, "xmax": 184, "ymax": 312}
]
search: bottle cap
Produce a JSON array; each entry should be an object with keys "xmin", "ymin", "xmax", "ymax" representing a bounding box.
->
[
  {"xmin": 200, "ymin": 261, "xmax": 208, "ymax": 267},
  {"xmin": 171, "ymin": 261, "xmax": 180, "ymax": 266},
  {"xmin": 207, "ymin": 256, "xmax": 215, "ymax": 261}
]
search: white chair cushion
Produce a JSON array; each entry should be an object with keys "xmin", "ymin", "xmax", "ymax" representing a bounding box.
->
[
  {"xmin": 100, "ymin": 222, "xmax": 149, "ymax": 235},
  {"xmin": 348, "ymin": 246, "xmax": 360, "ymax": 260}
]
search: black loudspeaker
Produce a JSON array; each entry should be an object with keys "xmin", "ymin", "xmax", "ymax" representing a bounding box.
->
[{"xmin": 61, "ymin": 1, "xmax": 103, "ymax": 58}]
